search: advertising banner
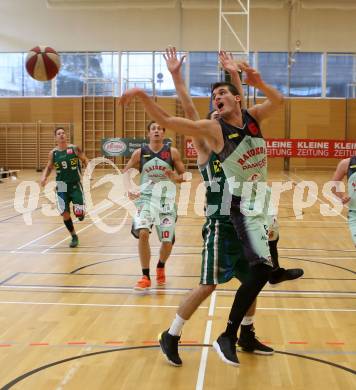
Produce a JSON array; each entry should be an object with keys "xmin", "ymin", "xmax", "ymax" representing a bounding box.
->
[{"xmin": 102, "ymin": 138, "xmax": 172, "ymax": 157}]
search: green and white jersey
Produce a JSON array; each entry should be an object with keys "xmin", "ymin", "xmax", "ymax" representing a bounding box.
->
[
  {"xmin": 347, "ymin": 156, "xmax": 356, "ymax": 210},
  {"xmin": 217, "ymin": 110, "xmax": 267, "ymax": 199},
  {"xmin": 53, "ymin": 145, "xmax": 81, "ymax": 184},
  {"xmin": 199, "ymin": 152, "xmax": 228, "ymax": 220},
  {"xmin": 139, "ymin": 144, "xmax": 175, "ymax": 208}
]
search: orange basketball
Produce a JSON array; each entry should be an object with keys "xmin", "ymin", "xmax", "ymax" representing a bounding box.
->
[{"xmin": 25, "ymin": 46, "xmax": 61, "ymax": 81}]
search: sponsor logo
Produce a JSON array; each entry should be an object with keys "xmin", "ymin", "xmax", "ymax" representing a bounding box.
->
[
  {"xmin": 237, "ymin": 146, "xmax": 266, "ymax": 166},
  {"xmin": 160, "ymin": 151, "xmax": 170, "ymax": 160},
  {"xmin": 213, "ymin": 160, "xmax": 222, "ymax": 173},
  {"xmin": 247, "ymin": 173, "xmax": 261, "ymax": 182},
  {"xmin": 248, "ymin": 121, "xmax": 259, "ymax": 136},
  {"xmin": 144, "ymin": 165, "xmax": 167, "ymax": 174},
  {"xmin": 161, "ymin": 216, "xmax": 173, "ymax": 226},
  {"xmin": 102, "ymin": 140, "xmax": 127, "ymax": 155}
]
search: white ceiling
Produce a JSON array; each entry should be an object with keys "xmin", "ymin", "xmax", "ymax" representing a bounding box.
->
[{"xmin": 46, "ymin": 0, "xmax": 356, "ymax": 10}]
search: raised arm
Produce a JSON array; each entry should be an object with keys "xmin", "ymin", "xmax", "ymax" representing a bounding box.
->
[
  {"xmin": 240, "ymin": 63, "xmax": 284, "ymax": 123},
  {"xmin": 164, "ymin": 47, "xmax": 200, "ymax": 121},
  {"xmin": 164, "ymin": 46, "xmax": 210, "ymax": 161},
  {"xmin": 219, "ymin": 51, "xmax": 246, "ymax": 110},
  {"xmin": 331, "ymin": 158, "xmax": 350, "ymax": 204},
  {"xmin": 120, "ymin": 88, "xmax": 221, "ymax": 150},
  {"xmin": 40, "ymin": 150, "xmax": 54, "ymax": 187}
]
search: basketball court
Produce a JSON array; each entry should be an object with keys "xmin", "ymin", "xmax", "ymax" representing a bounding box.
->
[
  {"xmin": 0, "ymin": 168, "xmax": 354, "ymax": 389},
  {"xmin": 0, "ymin": 0, "xmax": 355, "ymax": 389}
]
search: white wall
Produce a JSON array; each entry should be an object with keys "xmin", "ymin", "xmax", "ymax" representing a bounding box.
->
[{"xmin": 0, "ymin": 0, "xmax": 355, "ymax": 52}]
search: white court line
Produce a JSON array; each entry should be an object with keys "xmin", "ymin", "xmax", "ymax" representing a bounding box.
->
[
  {"xmin": 0, "ymin": 189, "xmax": 53, "ymax": 210},
  {"xmin": 279, "ymin": 220, "xmax": 346, "ymax": 224},
  {"xmin": 41, "ymin": 195, "xmax": 138, "ymax": 254},
  {"xmin": 7, "ymin": 250, "xmax": 356, "ymax": 261},
  {"xmin": 16, "ymin": 198, "xmax": 122, "ymax": 253},
  {"xmin": 9, "ymin": 251, "xmax": 199, "ymax": 257},
  {"xmin": 196, "ymin": 290, "xmax": 216, "ymax": 390},
  {"xmin": 0, "ymin": 301, "xmax": 200, "ymax": 309},
  {"xmin": 0, "ymin": 285, "xmax": 355, "ymax": 297},
  {"xmin": 0, "ymin": 300, "xmax": 354, "ymax": 313},
  {"xmin": 14, "ymin": 225, "xmax": 67, "ymax": 252},
  {"xmin": 287, "ymin": 172, "xmax": 348, "ymax": 222}
]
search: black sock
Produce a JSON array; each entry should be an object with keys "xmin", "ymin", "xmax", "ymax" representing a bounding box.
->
[
  {"xmin": 268, "ymin": 236, "xmax": 279, "ymax": 269},
  {"xmin": 142, "ymin": 268, "xmax": 150, "ymax": 279},
  {"xmin": 64, "ymin": 218, "xmax": 75, "ymax": 235},
  {"xmin": 223, "ymin": 263, "xmax": 272, "ymax": 340},
  {"xmin": 157, "ymin": 260, "xmax": 165, "ymax": 268}
]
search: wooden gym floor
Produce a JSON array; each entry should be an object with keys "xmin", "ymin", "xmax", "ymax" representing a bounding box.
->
[{"xmin": 0, "ymin": 169, "xmax": 355, "ymax": 389}]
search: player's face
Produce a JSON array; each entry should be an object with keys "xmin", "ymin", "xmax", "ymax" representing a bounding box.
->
[
  {"xmin": 148, "ymin": 123, "xmax": 165, "ymax": 141},
  {"xmin": 55, "ymin": 129, "xmax": 66, "ymax": 143},
  {"xmin": 212, "ymin": 86, "xmax": 241, "ymax": 117}
]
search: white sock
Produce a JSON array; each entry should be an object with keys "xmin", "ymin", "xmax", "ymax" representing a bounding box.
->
[
  {"xmin": 168, "ymin": 313, "xmax": 185, "ymax": 336},
  {"xmin": 241, "ymin": 316, "xmax": 254, "ymax": 326}
]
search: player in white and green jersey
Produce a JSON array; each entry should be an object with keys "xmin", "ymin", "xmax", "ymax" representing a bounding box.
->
[
  {"xmin": 121, "ymin": 60, "xmax": 285, "ymax": 366},
  {"xmin": 157, "ymin": 49, "xmax": 277, "ymax": 367},
  {"xmin": 331, "ymin": 156, "xmax": 356, "ymax": 245},
  {"xmin": 122, "ymin": 121, "xmax": 185, "ymax": 291},
  {"xmin": 41, "ymin": 127, "xmax": 88, "ymax": 248}
]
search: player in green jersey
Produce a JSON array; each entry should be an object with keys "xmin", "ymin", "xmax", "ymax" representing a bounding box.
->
[
  {"xmin": 158, "ymin": 48, "xmax": 273, "ymax": 367},
  {"xmin": 331, "ymin": 156, "xmax": 356, "ymax": 246},
  {"xmin": 41, "ymin": 127, "xmax": 88, "ymax": 248},
  {"xmin": 120, "ymin": 58, "xmax": 284, "ymax": 366},
  {"xmin": 122, "ymin": 121, "xmax": 185, "ymax": 290}
]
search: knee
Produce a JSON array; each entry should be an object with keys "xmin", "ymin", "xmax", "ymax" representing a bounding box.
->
[
  {"xmin": 138, "ymin": 229, "xmax": 150, "ymax": 241},
  {"xmin": 161, "ymin": 241, "xmax": 173, "ymax": 249},
  {"xmin": 62, "ymin": 211, "xmax": 71, "ymax": 220},
  {"xmin": 200, "ymin": 284, "xmax": 216, "ymax": 297}
]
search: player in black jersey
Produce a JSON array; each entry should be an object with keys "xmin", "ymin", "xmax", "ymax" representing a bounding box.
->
[
  {"xmin": 158, "ymin": 48, "xmax": 273, "ymax": 367},
  {"xmin": 120, "ymin": 60, "xmax": 285, "ymax": 366},
  {"xmin": 122, "ymin": 121, "xmax": 185, "ymax": 290}
]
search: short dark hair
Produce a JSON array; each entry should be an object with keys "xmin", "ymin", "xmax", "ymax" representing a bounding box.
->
[
  {"xmin": 211, "ymin": 82, "xmax": 239, "ymax": 97},
  {"xmin": 54, "ymin": 127, "xmax": 65, "ymax": 135},
  {"xmin": 147, "ymin": 120, "xmax": 165, "ymax": 132}
]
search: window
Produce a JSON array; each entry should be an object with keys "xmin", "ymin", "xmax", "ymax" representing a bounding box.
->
[
  {"xmin": 154, "ymin": 51, "xmax": 186, "ymax": 96},
  {"xmin": 189, "ymin": 52, "xmax": 219, "ymax": 96},
  {"xmin": 121, "ymin": 52, "xmax": 154, "ymax": 94},
  {"xmin": 0, "ymin": 53, "xmax": 23, "ymax": 96},
  {"xmin": 290, "ymin": 52, "xmax": 323, "ymax": 97},
  {"xmin": 256, "ymin": 52, "xmax": 288, "ymax": 96},
  {"xmin": 326, "ymin": 54, "xmax": 356, "ymax": 97},
  {"xmin": 56, "ymin": 53, "xmax": 86, "ymax": 96}
]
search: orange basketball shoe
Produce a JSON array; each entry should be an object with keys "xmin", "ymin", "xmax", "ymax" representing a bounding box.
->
[
  {"xmin": 134, "ymin": 275, "xmax": 151, "ymax": 290},
  {"xmin": 156, "ymin": 267, "xmax": 166, "ymax": 286}
]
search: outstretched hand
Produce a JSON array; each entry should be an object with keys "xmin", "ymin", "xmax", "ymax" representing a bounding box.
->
[
  {"xmin": 219, "ymin": 51, "xmax": 241, "ymax": 74},
  {"xmin": 164, "ymin": 46, "xmax": 186, "ymax": 75},
  {"xmin": 240, "ymin": 62, "xmax": 264, "ymax": 88}
]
